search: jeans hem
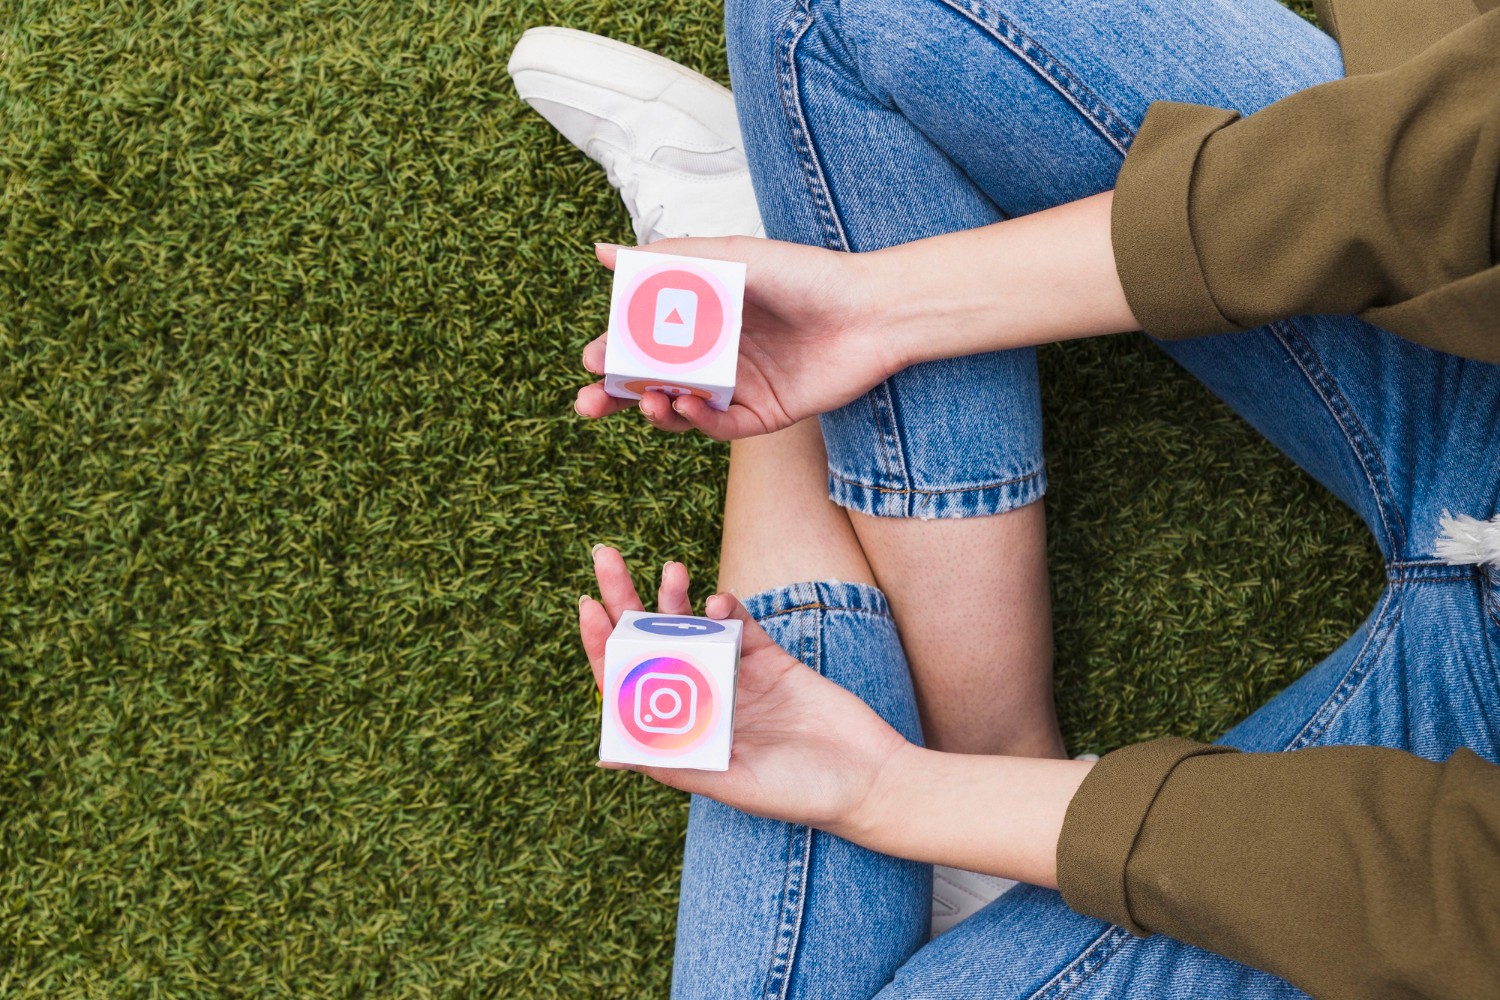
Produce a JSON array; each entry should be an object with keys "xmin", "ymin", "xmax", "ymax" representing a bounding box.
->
[
  {"xmin": 742, "ymin": 579, "xmax": 893, "ymax": 622},
  {"xmin": 827, "ymin": 466, "xmax": 1047, "ymax": 519}
]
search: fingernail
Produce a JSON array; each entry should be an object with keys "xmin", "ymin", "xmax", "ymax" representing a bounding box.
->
[
  {"xmin": 594, "ymin": 242, "xmax": 626, "ymax": 252},
  {"xmin": 578, "ymin": 593, "xmax": 591, "ymax": 608},
  {"xmin": 671, "ymin": 398, "xmax": 684, "ymax": 413},
  {"xmin": 591, "ymin": 543, "xmax": 605, "ymax": 558},
  {"xmin": 573, "ymin": 398, "xmax": 586, "ymax": 416}
]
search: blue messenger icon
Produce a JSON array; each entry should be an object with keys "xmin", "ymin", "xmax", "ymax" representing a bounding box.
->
[{"xmin": 633, "ymin": 616, "xmax": 726, "ymax": 637}]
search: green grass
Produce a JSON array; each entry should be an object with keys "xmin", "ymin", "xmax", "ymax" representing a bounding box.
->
[{"xmin": 0, "ymin": 0, "xmax": 1374, "ymax": 995}]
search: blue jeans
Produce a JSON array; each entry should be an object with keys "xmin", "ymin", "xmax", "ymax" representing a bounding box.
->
[{"xmin": 672, "ymin": 0, "xmax": 1500, "ymax": 996}]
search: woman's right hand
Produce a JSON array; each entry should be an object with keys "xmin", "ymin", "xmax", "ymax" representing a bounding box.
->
[{"xmin": 574, "ymin": 237, "xmax": 907, "ymax": 439}]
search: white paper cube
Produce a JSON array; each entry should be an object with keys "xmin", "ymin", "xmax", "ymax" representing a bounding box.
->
[
  {"xmin": 599, "ymin": 611, "xmax": 742, "ymax": 771},
  {"xmin": 603, "ymin": 249, "xmax": 745, "ymax": 411}
]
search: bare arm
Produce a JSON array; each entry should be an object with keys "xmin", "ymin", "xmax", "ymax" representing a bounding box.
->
[
  {"xmin": 843, "ymin": 744, "xmax": 1095, "ymax": 889},
  {"xmin": 867, "ymin": 191, "xmax": 1138, "ymax": 373}
]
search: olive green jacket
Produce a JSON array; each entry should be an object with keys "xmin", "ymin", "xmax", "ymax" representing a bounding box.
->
[
  {"xmin": 1112, "ymin": 0, "xmax": 1500, "ymax": 360},
  {"xmin": 1063, "ymin": 7, "xmax": 1500, "ymax": 994},
  {"xmin": 1059, "ymin": 739, "xmax": 1500, "ymax": 999}
]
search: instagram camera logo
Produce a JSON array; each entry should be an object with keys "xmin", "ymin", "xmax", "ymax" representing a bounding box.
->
[{"xmin": 617, "ymin": 656, "xmax": 716, "ymax": 753}]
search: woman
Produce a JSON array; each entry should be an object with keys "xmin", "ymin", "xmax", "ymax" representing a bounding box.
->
[{"xmin": 539, "ymin": 0, "xmax": 1498, "ymax": 994}]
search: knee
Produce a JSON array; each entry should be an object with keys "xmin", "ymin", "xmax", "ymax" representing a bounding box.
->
[{"xmin": 723, "ymin": 0, "xmax": 792, "ymax": 78}]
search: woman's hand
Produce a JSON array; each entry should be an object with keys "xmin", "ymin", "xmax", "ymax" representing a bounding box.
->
[
  {"xmin": 573, "ymin": 194, "xmax": 1138, "ymax": 440},
  {"xmin": 578, "ymin": 546, "xmax": 911, "ymax": 835},
  {"xmin": 574, "ymin": 238, "xmax": 907, "ymax": 440}
]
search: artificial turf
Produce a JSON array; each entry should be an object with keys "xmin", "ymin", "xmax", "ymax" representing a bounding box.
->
[{"xmin": 0, "ymin": 0, "xmax": 1377, "ymax": 994}]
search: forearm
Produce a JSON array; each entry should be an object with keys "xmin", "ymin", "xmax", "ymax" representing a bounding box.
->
[
  {"xmin": 864, "ymin": 191, "xmax": 1139, "ymax": 368},
  {"xmin": 840, "ymin": 742, "xmax": 1096, "ymax": 888}
]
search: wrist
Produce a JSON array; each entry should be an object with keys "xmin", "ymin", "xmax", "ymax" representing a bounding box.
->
[
  {"xmin": 856, "ymin": 241, "xmax": 988, "ymax": 372},
  {"xmin": 828, "ymin": 743, "xmax": 1096, "ymax": 889},
  {"xmin": 844, "ymin": 247, "xmax": 927, "ymax": 379},
  {"xmin": 832, "ymin": 738, "xmax": 928, "ymax": 850},
  {"xmin": 852, "ymin": 192, "xmax": 1137, "ymax": 369}
]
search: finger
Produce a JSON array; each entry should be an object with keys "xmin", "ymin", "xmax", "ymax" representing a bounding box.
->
[
  {"xmin": 592, "ymin": 544, "xmax": 646, "ymax": 621},
  {"xmin": 575, "ymin": 381, "xmax": 636, "ymax": 419},
  {"xmin": 578, "ymin": 594, "xmax": 611, "ymax": 691},
  {"xmin": 657, "ymin": 561, "xmax": 693, "ymax": 615},
  {"xmin": 624, "ymin": 235, "xmax": 746, "ymax": 264},
  {"xmin": 582, "ymin": 335, "xmax": 606, "ymax": 375},
  {"xmin": 670, "ymin": 396, "xmax": 771, "ymax": 441},
  {"xmin": 638, "ymin": 392, "xmax": 695, "ymax": 433},
  {"xmin": 705, "ymin": 591, "xmax": 781, "ymax": 658},
  {"xmin": 594, "ymin": 242, "xmax": 625, "ymax": 270}
]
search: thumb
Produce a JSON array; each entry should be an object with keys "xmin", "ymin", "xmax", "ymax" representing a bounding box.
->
[
  {"xmin": 704, "ymin": 591, "xmax": 778, "ymax": 656},
  {"xmin": 593, "ymin": 242, "xmax": 625, "ymax": 270}
]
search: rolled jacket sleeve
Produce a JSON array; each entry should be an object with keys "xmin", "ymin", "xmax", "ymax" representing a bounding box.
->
[
  {"xmin": 1111, "ymin": 9, "xmax": 1500, "ymax": 363},
  {"xmin": 1057, "ymin": 739, "xmax": 1500, "ymax": 1000}
]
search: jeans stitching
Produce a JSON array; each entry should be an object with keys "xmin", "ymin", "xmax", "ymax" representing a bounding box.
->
[
  {"xmin": 932, "ymin": 0, "xmax": 1134, "ymax": 155},
  {"xmin": 756, "ymin": 601, "xmax": 894, "ymax": 621},
  {"xmin": 778, "ymin": 2, "xmax": 917, "ymax": 504},
  {"xmin": 1026, "ymin": 926, "xmax": 1132, "ymax": 1000},
  {"xmin": 777, "ymin": 4, "xmax": 849, "ymax": 253},
  {"xmin": 1286, "ymin": 584, "xmax": 1403, "ymax": 751},
  {"xmin": 829, "ymin": 464, "xmax": 1043, "ymax": 496},
  {"xmin": 762, "ymin": 616, "xmax": 818, "ymax": 998},
  {"xmin": 869, "ymin": 385, "xmax": 918, "ymax": 515},
  {"xmin": 1268, "ymin": 319, "xmax": 1409, "ymax": 557}
]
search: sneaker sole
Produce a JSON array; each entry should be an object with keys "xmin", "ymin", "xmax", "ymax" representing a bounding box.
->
[{"xmin": 508, "ymin": 27, "xmax": 741, "ymax": 142}]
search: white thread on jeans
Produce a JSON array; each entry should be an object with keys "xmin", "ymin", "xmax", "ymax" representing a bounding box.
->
[{"xmin": 1434, "ymin": 512, "xmax": 1500, "ymax": 569}]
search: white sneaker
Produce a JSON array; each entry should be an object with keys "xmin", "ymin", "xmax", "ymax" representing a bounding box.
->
[
  {"xmin": 507, "ymin": 27, "xmax": 765, "ymax": 244},
  {"xmin": 930, "ymin": 753, "xmax": 1101, "ymax": 938},
  {"xmin": 931, "ymin": 865, "xmax": 1019, "ymax": 938}
]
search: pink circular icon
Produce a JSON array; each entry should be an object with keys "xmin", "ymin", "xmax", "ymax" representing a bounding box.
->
[
  {"xmin": 614, "ymin": 655, "xmax": 718, "ymax": 753},
  {"xmin": 620, "ymin": 266, "xmax": 732, "ymax": 371},
  {"xmin": 619, "ymin": 379, "xmax": 714, "ymax": 401}
]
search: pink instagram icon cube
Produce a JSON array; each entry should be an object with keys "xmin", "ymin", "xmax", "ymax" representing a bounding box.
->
[
  {"xmin": 599, "ymin": 610, "xmax": 743, "ymax": 771},
  {"xmin": 602, "ymin": 249, "xmax": 746, "ymax": 411}
]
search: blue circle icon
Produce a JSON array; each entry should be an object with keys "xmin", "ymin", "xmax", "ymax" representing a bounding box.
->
[{"xmin": 633, "ymin": 616, "xmax": 726, "ymax": 637}]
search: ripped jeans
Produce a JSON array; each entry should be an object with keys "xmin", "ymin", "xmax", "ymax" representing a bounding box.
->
[{"xmin": 670, "ymin": 0, "xmax": 1500, "ymax": 995}]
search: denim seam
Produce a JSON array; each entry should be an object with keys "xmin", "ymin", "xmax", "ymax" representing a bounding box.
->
[
  {"xmin": 1026, "ymin": 925, "xmax": 1133, "ymax": 1000},
  {"xmin": 761, "ymin": 614, "xmax": 818, "ymax": 998},
  {"xmin": 828, "ymin": 464, "xmax": 1043, "ymax": 497},
  {"xmin": 778, "ymin": 3, "xmax": 918, "ymax": 507},
  {"xmin": 1486, "ymin": 566, "xmax": 1500, "ymax": 629},
  {"xmin": 1269, "ymin": 319, "xmax": 1409, "ymax": 557},
  {"xmin": 777, "ymin": 4, "xmax": 850, "ymax": 253},
  {"xmin": 755, "ymin": 601, "xmax": 895, "ymax": 622},
  {"xmin": 930, "ymin": 0, "xmax": 1134, "ymax": 155},
  {"xmin": 1285, "ymin": 583, "xmax": 1403, "ymax": 751},
  {"xmin": 873, "ymin": 385, "xmax": 918, "ymax": 517}
]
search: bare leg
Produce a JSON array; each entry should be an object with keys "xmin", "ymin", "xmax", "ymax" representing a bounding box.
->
[
  {"xmin": 719, "ymin": 421, "xmax": 1064, "ymax": 760},
  {"xmin": 718, "ymin": 420, "xmax": 878, "ymax": 595},
  {"xmin": 850, "ymin": 508, "xmax": 1064, "ymax": 758}
]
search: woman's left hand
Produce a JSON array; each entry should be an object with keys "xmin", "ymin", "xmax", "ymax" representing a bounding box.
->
[{"xmin": 579, "ymin": 547, "xmax": 910, "ymax": 837}]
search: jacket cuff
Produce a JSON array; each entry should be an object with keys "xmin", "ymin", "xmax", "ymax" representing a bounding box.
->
[
  {"xmin": 1112, "ymin": 102, "xmax": 1243, "ymax": 340},
  {"xmin": 1057, "ymin": 737, "xmax": 1238, "ymax": 935}
]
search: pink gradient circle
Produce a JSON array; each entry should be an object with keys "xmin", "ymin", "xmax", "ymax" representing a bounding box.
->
[
  {"xmin": 613, "ymin": 654, "xmax": 719, "ymax": 754},
  {"xmin": 618, "ymin": 379, "xmax": 714, "ymax": 401},
  {"xmin": 617, "ymin": 265, "xmax": 734, "ymax": 373}
]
